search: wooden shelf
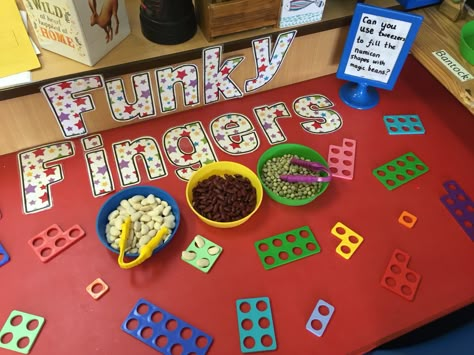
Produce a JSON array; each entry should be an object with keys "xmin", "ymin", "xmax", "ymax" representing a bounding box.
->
[
  {"xmin": 1, "ymin": 0, "xmax": 399, "ymax": 100},
  {"xmin": 411, "ymin": 6, "xmax": 474, "ymax": 115}
]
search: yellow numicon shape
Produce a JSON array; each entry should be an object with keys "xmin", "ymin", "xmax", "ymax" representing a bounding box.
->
[{"xmin": 330, "ymin": 222, "xmax": 364, "ymax": 260}]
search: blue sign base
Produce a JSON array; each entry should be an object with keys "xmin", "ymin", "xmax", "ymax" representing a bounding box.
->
[{"xmin": 339, "ymin": 81, "xmax": 379, "ymax": 110}]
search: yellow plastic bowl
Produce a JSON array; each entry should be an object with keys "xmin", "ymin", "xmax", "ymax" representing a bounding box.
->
[{"xmin": 186, "ymin": 161, "xmax": 263, "ymax": 228}]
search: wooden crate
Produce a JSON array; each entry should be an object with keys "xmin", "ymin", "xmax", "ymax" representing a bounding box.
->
[{"xmin": 196, "ymin": 0, "xmax": 281, "ymax": 41}]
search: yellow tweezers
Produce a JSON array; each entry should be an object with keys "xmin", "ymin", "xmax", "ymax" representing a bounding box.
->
[{"xmin": 118, "ymin": 216, "xmax": 168, "ymax": 269}]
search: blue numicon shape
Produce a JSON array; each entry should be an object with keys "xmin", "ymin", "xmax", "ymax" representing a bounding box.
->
[
  {"xmin": 306, "ymin": 299, "xmax": 335, "ymax": 337},
  {"xmin": 121, "ymin": 298, "xmax": 213, "ymax": 355},
  {"xmin": 0, "ymin": 243, "xmax": 10, "ymax": 267},
  {"xmin": 236, "ymin": 297, "xmax": 277, "ymax": 353},
  {"xmin": 384, "ymin": 114, "xmax": 425, "ymax": 135}
]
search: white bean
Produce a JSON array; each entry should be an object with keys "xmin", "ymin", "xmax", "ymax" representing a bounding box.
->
[
  {"xmin": 208, "ymin": 246, "xmax": 220, "ymax": 255},
  {"xmin": 132, "ymin": 203, "xmax": 142, "ymax": 210},
  {"xmin": 152, "ymin": 216, "xmax": 164, "ymax": 223},
  {"xmin": 120, "ymin": 200, "xmax": 131, "ymax": 209},
  {"xmin": 146, "ymin": 220, "xmax": 155, "ymax": 229},
  {"xmin": 182, "ymin": 251, "xmax": 196, "ymax": 261},
  {"xmin": 141, "ymin": 224, "xmax": 150, "ymax": 235},
  {"xmin": 146, "ymin": 194, "xmax": 156, "ymax": 205},
  {"xmin": 133, "ymin": 221, "xmax": 141, "ymax": 232},
  {"xmin": 108, "ymin": 210, "xmax": 119, "ymax": 221},
  {"xmin": 196, "ymin": 258, "xmax": 210, "ymax": 268},
  {"xmin": 162, "ymin": 206, "xmax": 172, "ymax": 216},
  {"xmin": 140, "ymin": 214, "xmax": 151, "ymax": 222},
  {"xmin": 106, "ymin": 233, "xmax": 116, "ymax": 244},
  {"xmin": 138, "ymin": 235, "xmax": 151, "ymax": 246},
  {"xmin": 130, "ymin": 195, "xmax": 144, "ymax": 203},
  {"xmin": 154, "ymin": 222, "xmax": 162, "ymax": 231},
  {"xmin": 194, "ymin": 235, "xmax": 205, "ymax": 248},
  {"xmin": 133, "ymin": 236, "xmax": 139, "ymax": 247},
  {"xmin": 132, "ymin": 212, "xmax": 142, "ymax": 222},
  {"xmin": 118, "ymin": 206, "xmax": 128, "ymax": 215},
  {"xmin": 164, "ymin": 215, "xmax": 175, "ymax": 223},
  {"xmin": 141, "ymin": 194, "xmax": 154, "ymax": 206},
  {"xmin": 164, "ymin": 220, "xmax": 175, "ymax": 229},
  {"xmin": 110, "ymin": 226, "xmax": 120, "ymax": 237},
  {"xmin": 148, "ymin": 208, "xmax": 161, "ymax": 217},
  {"xmin": 147, "ymin": 229, "xmax": 157, "ymax": 238},
  {"xmin": 155, "ymin": 205, "xmax": 164, "ymax": 215},
  {"xmin": 130, "ymin": 248, "xmax": 139, "ymax": 254},
  {"xmin": 114, "ymin": 216, "xmax": 124, "ymax": 229},
  {"xmin": 161, "ymin": 200, "xmax": 169, "ymax": 207},
  {"xmin": 140, "ymin": 205, "xmax": 153, "ymax": 212}
]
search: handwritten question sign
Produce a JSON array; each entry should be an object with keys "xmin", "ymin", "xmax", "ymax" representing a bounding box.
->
[{"xmin": 336, "ymin": 4, "xmax": 423, "ymax": 109}]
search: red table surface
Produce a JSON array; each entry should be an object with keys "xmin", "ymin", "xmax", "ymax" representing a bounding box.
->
[{"xmin": 0, "ymin": 56, "xmax": 473, "ymax": 355}]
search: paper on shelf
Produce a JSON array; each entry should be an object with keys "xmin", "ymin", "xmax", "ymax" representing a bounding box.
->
[
  {"xmin": 0, "ymin": 0, "xmax": 41, "ymax": 78},
  {"xmin": 20, "ymin": 9, "xmax": 41, "ymax": 55},
  {"xmin": 0, "ymin": 71, "xmax": 32, "ymax": 89}
]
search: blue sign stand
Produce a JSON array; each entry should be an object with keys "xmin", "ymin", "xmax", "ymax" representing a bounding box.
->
[
  {"xmin": 336, "ymin": 4, "xmax": 423, "ymax": 110},
  {"xmin": 339, "ymin": 81, "xmax": 380, "ymax": 110}
]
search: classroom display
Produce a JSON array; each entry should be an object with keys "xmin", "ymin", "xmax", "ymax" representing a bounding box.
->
[{"xmin": 0, "ymin": 48, "xmax": 473, "ymax": 355}]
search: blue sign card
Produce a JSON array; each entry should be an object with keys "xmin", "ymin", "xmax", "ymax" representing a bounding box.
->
[{"xmin": 336, "ymin": 4, "xmax": 423, "ymax": 109}]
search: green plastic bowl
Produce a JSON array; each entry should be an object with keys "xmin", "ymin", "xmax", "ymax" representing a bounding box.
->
[
  {"xmin": 460, "ymin": 21, "xmax": 474, "ymax": 65},
  {"xmin": 257, "ymin": 143, "xmax": 330, "ymax": 206}
]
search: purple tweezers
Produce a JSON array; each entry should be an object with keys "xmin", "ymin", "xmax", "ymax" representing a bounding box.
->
[{"xmin": 280, "ymin": 158, "xmax": 332, "ymax": 183}]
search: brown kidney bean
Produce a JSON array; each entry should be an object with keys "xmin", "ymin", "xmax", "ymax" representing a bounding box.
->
[{"xmin": 192, "ymin": 174, "xmax": 257, "ymax": 222}]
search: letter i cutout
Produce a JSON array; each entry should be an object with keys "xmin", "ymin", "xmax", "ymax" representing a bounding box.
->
[{"xmin": 81, "ymin": 135, "xmax": 115, "ymax": 197}]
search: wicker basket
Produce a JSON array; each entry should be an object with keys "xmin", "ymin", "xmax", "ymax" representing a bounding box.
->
[{"xmin": 195, "ymin": 0, "xmax": 281, "ymax": 41}]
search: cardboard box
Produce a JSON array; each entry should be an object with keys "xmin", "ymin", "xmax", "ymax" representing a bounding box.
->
[
  {"xmin": 279, "ymin": 0, "xmax": 326, "ymax": 28},
  {"xmin": 22, "ymin": 0, "xmax": 130, "ymax": 66}
]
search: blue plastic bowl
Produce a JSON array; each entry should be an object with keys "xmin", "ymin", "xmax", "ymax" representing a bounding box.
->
[{"xmin": 96, "ymin": 185, "xmax": 180, "ymax": 258}]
